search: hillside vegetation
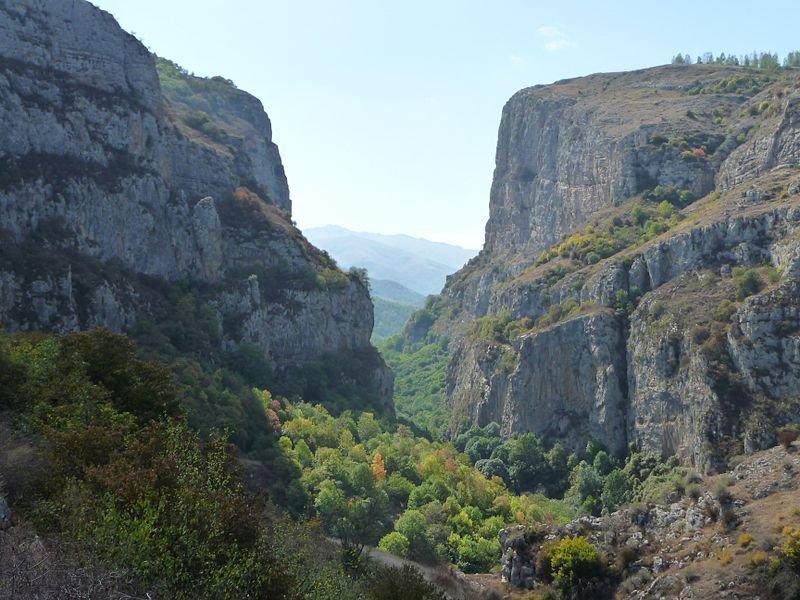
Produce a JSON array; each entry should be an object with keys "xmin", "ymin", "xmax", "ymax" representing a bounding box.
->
[
  {"xmin": 1, "ymin": 328, "xmax": 746, "ymax": 599},
  {"xmin": 0, "ymin": 329, "xmax": 454, "ymax": 599}
]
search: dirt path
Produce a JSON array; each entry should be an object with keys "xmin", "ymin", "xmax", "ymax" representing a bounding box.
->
[{"xmin": 327, "ymin": 538, "xmax": 494, "ymax": 600}]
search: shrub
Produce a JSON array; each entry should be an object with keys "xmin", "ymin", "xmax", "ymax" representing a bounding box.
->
[
  {"xmin": 686, "ymin": 484, "xmax": 702, "ymax": 501},
  {"xmin": 656, "ymin": 201, "xmax": 676, "ymax": 219},
  {"xmin": 536, "ymin": 541, "xmax": 558, "ymax": 581},
  {"xmin": 714, "ymin": 299, "xmax": 737, "ymax": 322},
  {"xmin": 733, "ymin": 268, "xmax": 764, "ymax": 300},
  {"xmin": 365, "ymin": 565, "xmax": 447, "ymax": 600},
  {"xmin": 778, "ymin": 428, "xmax": 798, "ymax": 450},
  {"xmin": 739, "ymin": 532, "xmax": 755, "ymax": 548},
  {"xmin": 718, "ymin": 548, "xmax": 734, "ymax": 566},
  {"xmin": 550, "ymin": 536, "xmax": 603, "ymax": 592},
  {"xmin": 751, "ymin": 550, "xmax": 768, "ymax": 566},
  {"xmin": 721, "ymin": 510, "xmax": 739, "ymax": 530},
  {"xmin": 714, "ymin": 481, "xmax": 733, "ymax": 504},
  {"xmin": 378, "ymin": 532, "xmax": 410, "ymax": 558},
  {"xmin": 784, "ymin": 527, "xmax": 800, "ymax": 563}
]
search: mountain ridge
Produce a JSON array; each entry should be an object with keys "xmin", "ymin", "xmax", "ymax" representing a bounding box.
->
[
  {"xmin": 305, "ymin": 225, "xmax": 477, "ymax": 296},
  {"xmin": 0, "ymin": 0, "xmax": 393, "ymax": 416},
  {"xmin": 401, "ymin": 62, "xmax": 800, "ymax": 475}
]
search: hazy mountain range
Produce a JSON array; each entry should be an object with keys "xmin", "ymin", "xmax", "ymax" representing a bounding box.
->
[{"xmin": 305, "ymin": 225, "xmax": 478, "ymax": 298}]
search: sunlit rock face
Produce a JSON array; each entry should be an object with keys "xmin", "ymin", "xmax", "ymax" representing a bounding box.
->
[{"xmin": 439, "ymin": 65, "xmax": 800, "ymax": 468}]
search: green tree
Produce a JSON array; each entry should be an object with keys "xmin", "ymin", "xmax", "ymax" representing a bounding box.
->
[
  {"xmin": 379, "ymin": 532, "xmax": 410, "ymax": 558},
  {"xmin": 507, "ymin": 433, "xmax": 548, "ymax": 493},
  {"xmin": 785, "ymin": 51, "xmax": 800, "ymax": 67},
  {"xmin": 455, "ymin": 536, "xmax": 501, "ymax": 573},
  {"xmin": 592, "ymin": 450, "xmax": 614, "ymax": 476},
  {"xmin": 357, "ymin": 412, "xmax": 383, "ymax": 442},
  {"xmin": 600, "ymin": 469, "xmax": 633, "ymax": 513},
  {"xmin": 568, "ymin": 462, "xmax": 603, "ymax": 515},
  {"xmin": 395, "ymin": 510, "xmax": 438, "ymax": 563}
]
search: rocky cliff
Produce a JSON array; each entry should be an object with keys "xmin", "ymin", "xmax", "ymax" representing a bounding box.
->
[
  {"xmin": 0, "ymin": 0, "xmax": 392, "ymax": 413},
  {"xmin": 431, "ymin": 64, "xmax": 800, "ymax": 470}
]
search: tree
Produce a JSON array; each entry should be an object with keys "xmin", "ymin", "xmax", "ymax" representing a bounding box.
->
[
  {"xmin": 395, "ymin": 510, "xmax": 438, "ymax": 563},
  {"xmin": 786, "ymin": 51, "xmax": 800, "ymax": 68},
  {"xmin": 568, "ymin": 462, "xmax": 604, "ymax": 514},
  {"xmin": 601, "ymin": 469, "xmax": 632, "ymax": 513},
  {"xmin": 314, "ymin": 480, "xmax": 389, "ymax": 556},
  {"xmin": 507, "ymin": 433, "xmax": 548, "ymax": 493},
  {"xmin": 357, "ymin": 412, "xmax": 382, "ymax": 442},
  {"xmin": 378, "ymin": 532, "xmax": 410, "ymax": 558},
  {"xmin": 592, "ymin": 450, "xmax": 614, "ymax": 476},
  {"xmin": 474, "ymin": 458, "xmax": 510, "ymax": 484},
  {"xmin": 455, "ymin": 536, "xmax": 501, "ymax": 573},
  {"xmin": 371, "ymin": 452, "xmax": 387, "ymax": 480}
]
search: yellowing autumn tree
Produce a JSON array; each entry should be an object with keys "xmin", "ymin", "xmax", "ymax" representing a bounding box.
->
[{"xmin": 371, "ymin": 452, "xmax": 387, "ymax": 480}]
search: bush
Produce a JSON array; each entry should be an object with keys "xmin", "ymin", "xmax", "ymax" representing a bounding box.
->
[
  {"xmin": 379, "ymin": 532, "xmax": 410, "ymax": 558},
  {"xmin": 715, "ymin": 299, "xmax": 737, "ymax": 322},
  {"xmin": 778, "ymin": 428, "xmax": 798, "ymax": 450},
  {"xmin": 364, "ymin": 565, "xmax": 447, "ymax": 600},
  {"xmin": 733, "ymin": 268, "xmax": 764, "ymax": 300},
  {"xmin": 740, "ymin": 532, "xmax": 755, "ymax": 548},
  {"xmin": 784, "ymin": 527, "xmax": 800, "ymax": 563},
  {"xmin": 718, "ymin": 548, "xmax": 734, "ymax": 566},
  {"xmin": 536, "ymin": 541, "xmax": 558, "ymax": 581},
  {"xmin": 751, "ymin": 550, "xmax": 768, "ymax": 566},
  {"xmin": 713, "ymin": 481, "xmax": 733, "ymax": 504},
  {"xmin": 686, "ymin": 484, "xmax": 702, "ymax": 501},
  {"xmin": 550, "ymin": 536, "xmax": 603, "ymax": 593}
]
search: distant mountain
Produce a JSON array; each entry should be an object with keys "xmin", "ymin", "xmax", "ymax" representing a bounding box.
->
[
  {"xmin": 305, "ymin": 225, "xmax": 478, "ymax": 296},
  {"xmin": 370, "ymin": 279, "xmax": 426, "ymax": 307}
]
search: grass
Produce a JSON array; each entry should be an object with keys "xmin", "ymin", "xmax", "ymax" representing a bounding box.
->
[
  {"xmin": 739, "ymin": 533, "xmax": 754, "ymax": 548},
  {"xmin": 718, "ymin": 548, "xmax": 734, "ymax": 566}
]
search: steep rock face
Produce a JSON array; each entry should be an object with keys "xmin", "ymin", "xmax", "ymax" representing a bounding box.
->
[
  {"xmin": 484, "ymin": 66, "xmax": 748, "ymax": 264},
  {"xmin": 448, "ymin": 310, "xmax": 628, "ymax": 455},
  {"xmin": 436, "ymin": 65, "xmax": 800, "ymax": 468},
  {"xmin": 729, "ymin": 278, "xmax": 800, "ymax": 400},
  {"xmin": 626, "ymin": 282, "xmax": 731, "ymax": 473},
  {"xmin": 0, "ymin": 0, "xmax": 391, "ymax": 411}
]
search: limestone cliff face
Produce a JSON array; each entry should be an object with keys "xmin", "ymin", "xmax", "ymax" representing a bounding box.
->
[
  {"xmin": 447, "ymin": 310, "xmax": 628, "ymax": 455},
  {"xmin": 438, "ymin": 65, "xmax": 800, "ymax": 467},
  {"xmin": 484, "ymin": 67, "xmax": 745, "ymax": 264},
  {"xmin": 0, "ymin": 0, "xmax": 392, "ymax": 411}
]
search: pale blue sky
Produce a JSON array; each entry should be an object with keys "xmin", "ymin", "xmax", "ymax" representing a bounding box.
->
[{"xmin": 91, "ymin": 0, "xmax": 800, "ymax": 248}]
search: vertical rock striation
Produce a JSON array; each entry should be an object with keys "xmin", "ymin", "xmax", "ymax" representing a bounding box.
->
[
  {"xmin": 438, "ymin": 65, "xmax": 800, "ymax": 467},
  {"xmin": 0, "ymin": 0, "xmax": 392, "ymax": 412}
]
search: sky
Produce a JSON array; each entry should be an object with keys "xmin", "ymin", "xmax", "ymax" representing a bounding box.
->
[{"xmin": 90, "ymin": 0, "xmax": 800, "ymax": 249}]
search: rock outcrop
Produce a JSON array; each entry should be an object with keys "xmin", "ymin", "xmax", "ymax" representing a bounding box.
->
[
  {"xmin": 0, "ymin": 0, "xmax": 392, "ymax": 412},
  {"xmin": 433, "ymin": 65, "xmax": 800, "ymax": 467},
  {"xmin": 498, "ymin": 444, "xmax": 800, "ymax": 597}
]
